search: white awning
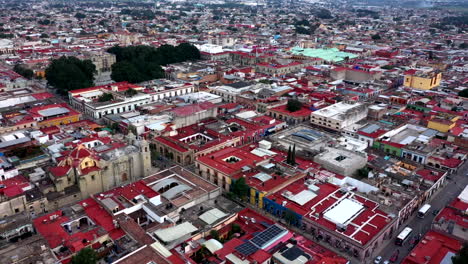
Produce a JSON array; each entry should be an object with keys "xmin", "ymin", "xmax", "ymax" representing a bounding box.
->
[{"xmin": 203, "ymin": 239, "xmax": 223, "ymax": 253}]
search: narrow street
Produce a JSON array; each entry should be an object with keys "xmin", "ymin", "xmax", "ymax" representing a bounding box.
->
[{"xmin": 375, "ymin": 161, "xmax": 468, "ymax": 264}]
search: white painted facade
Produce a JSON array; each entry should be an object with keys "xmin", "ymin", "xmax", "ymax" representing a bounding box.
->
[{"xmin": 310, "ymin": 102, "xmax": 368, "ymax": 131}]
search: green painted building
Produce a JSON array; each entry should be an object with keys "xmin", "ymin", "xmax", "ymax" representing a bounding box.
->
[{"xmin": 373, "ymin": 141, "xmax": 403, "ymax": 157}]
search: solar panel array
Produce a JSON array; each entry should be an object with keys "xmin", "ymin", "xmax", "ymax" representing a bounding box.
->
[
  {"xmin": 235, "ymin": 241, "xmax": 259, "ymax": 256},
  {"xmin": 235, "ymin": 224, "xmax": 287, "ymax": 256},
  {"xmin": 251, "ymin": 224, "xmax": 285, "ymax": 248}
]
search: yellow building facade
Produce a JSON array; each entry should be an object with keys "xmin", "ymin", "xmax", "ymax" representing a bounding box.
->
[
  {"xmin": 404, "ymin": 72, "xmax": 442, "ymax": 90},
  {"xmin": 38, "ymin": 113, "xmax": 81, "ymax": 128},
  {"xmin": 427, "ymin": 115, "xmax": 459, "ymax": 133}
]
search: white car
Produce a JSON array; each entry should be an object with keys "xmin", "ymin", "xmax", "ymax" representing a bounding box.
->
[{"xmin": 374, "ymin": 256, "xmax": 382, "ymax": 264}]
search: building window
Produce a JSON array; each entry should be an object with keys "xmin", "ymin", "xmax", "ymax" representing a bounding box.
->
[{"xmin": 91, "ymin": 175, "xmax": 95, "ymax": 181}]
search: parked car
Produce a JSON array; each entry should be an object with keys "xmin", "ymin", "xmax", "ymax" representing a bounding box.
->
[
  {"xmin": 390, "ymin": 251, "xmax": 399, "ymax": 262},
  {"xmin": 374, "ymin": 256, "xmax": 382, "ymax": 264}
]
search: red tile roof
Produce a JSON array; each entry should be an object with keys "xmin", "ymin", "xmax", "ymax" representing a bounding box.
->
[
  {"xmin": 27, "ymin": 103, "xmax": 81, "ymax": 122},
  {"xmin": 213, "ymin": 208, "xmax": 348, "ymax": 263},
  {"xmin": 49, "ymin": 166, "xmax": 72, "ymax": 178},
  {"xmin": 218, "ymin": 102, "xmax": 240, "ymax": 110},
  {"xmin": 170, "ymin": 101, "xmax": 217, "ymax": 117},
  {"xmin": 357, "ymin": 129, "xmax": 388, "ymax": 139},
  {"xmin": 415, "ymin": 169, "xmax": 444, "ymax": 182},
  {"xmin": 429, "ymin": 156, "xmax": 463, "ymax": 168},
  {"xmin": 402, "ymin": 231, "xmax": 462, "ymax": 264},
  {"xmin": 97, "ymin": 180, "xmax": 159, "ymax": 209},
  {"xmin": 154, "ymin": 136, "xmax": 189, "ymax": 153},
  {"xmin": 294, "ymin": 235, "xmax": 348, "ymax": 264},
  {"xmin": 114, "ymin": 245, "xmax": 171, "ymax": 264},
  {"xmin": 434, "ymin": 197, "xmax": 468, "ymax": 230},
  {"xmin": 0, "ymin": 175, "xmax": 30, "ymax": 198},
  {"xmin": 256, "ymin": 61, "xmax": 303, "ymax": 68},
  {"xmin": 270, "ymin": 105, "xmax": 312, "ymax": 117},
  {"xmin": 32, "ymin": 92, "xmax": 54, "ymax": 100},
  {"xmin": 266, "ymin": 179, "xmax": 392, "ymax": 246},
  {"xmin": 197, "ymin": 146, "xmax": 270, "ymax": 176},
  {"xmin": 69, "ymin": 82, "xmax": 140, "ymax": 95},
  {"xmin": 40, "ymin": 126, "xmax": 61, "ymax": 135},
  {"xmin": 404, "ymin": 69, "xmax": 418, "ymax": 75}
]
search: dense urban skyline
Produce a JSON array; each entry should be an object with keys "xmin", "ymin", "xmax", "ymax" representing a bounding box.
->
[{"xmin": 0, "ymin": 1, "xmax": 467, "ymax": 264}]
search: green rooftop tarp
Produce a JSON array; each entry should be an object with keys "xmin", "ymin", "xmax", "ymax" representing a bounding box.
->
[{"xmin": 291, "ymin": 47, "xmax": 358, "ymax": 62}]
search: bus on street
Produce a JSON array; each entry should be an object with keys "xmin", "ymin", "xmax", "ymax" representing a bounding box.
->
[
  {"xmin": 417, "ymin": 204, "xmax": 431, "ymax": 218},
  {"xmin": 395, "ymin": 227, "xmax": 413, "ymax": 246}
]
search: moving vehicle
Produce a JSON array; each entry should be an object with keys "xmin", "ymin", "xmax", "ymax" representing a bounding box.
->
[
  {"xmin": 417, "ymin": 204, "xmax": 431, "ymax": 218},
  {"xmin": 395, "ymin": 227, "xmax": 413, "ymax": 246}
]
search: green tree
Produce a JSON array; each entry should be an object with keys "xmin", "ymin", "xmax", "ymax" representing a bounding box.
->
[
  {"xmin": 284, "ymin": 209, "xmax": 297, "ymax": 226},
  {"xmin": 45, "ymin": 56, "xmax": 96, "ymax": 95},
  {"xmin": 452, "ymin": 243, "xmax": 468, "ymax": 264},
  {"xmin": 286, "ymin": 99, "xmax": 302, "ymax": 112},
  {"xmin": 13, "ymin": 64, "xmax": 34, "ymax": 79},
  {"xmin": 97, "ymin": 93, "xmax": 114, "ymax": 102},
  {"xmin": 210, "ymin": 230, "xmax": 220, "ymax": 240},
  {"xmin": 428, "ymin": 51, "xmax": 436, "ymax": 60},
  {"xmin": 75, "ymin": 13, "xmax": 86, "ymax": 19},
  {"xmin": 381, "ymin": 65, "xmax": 395, "ymax": 70},
  {"xmin": 231, "ymin": 223, "xmax": 241, "ymax": 234},
  {"xmin": 458, "ymin": 88, "xmax": 468, "ymax": 98},
  {"xmin": 110, "ymin": 122, "xmax": 120, "ymax": 133},
  {"xmin": 150, "ymin": 149, "xmax": 159, "ymax": 161},
  {"xmin": 38, "ymin": 19, "xmax": 51, "ymax": 25},
  {"xmin": 0, "ymin": 33, "xmax": 14, "ymax": 38},
  {"xmin": 176, "ymin": 42, "xmax": 201, "ymax": 61},
  {"xmin": 124, "ymin": 88, "xmax": 138, "ymax": 97},
  {"xmin": 108, "ymin": 43, "xmax": 199, "ymax": 83},
  {"xmin": 291, "ymin": 144, "xmax": 296, "ymax": 165},
  {"xmin": 356, "ymin": 167, "xmax": 370, "ymax": 179},
  {"xmin": 128, "ymin": 125, "xmax": 137, "ymax": 135},
  {"xmin": 259, "ymin": 79, "xmax": 273, "ymax": 84},
  {"xmin": 372, "ymin": 34, "xmax": 381, "ymax": 40},
  {"xmin": 460, "ymin": 43, "xmax": 468, "ymax": 49},
  {"xmin": 231, "ymin": 177, "xmax": 249, "ymax": 199},
  {"xmin": 71, "ymin": 248, "xmax": 97, "ymax": 264},
  {"xmin": 315, "ymin": 8, "xmax": 333, "ymax": 19},
  {"xmin": 111, "ymin": 61, "xmax": 144, "ymax": 83},
  {"xmin": 287, "ymin": 145, "xmax": 292, "ymax": 164}
]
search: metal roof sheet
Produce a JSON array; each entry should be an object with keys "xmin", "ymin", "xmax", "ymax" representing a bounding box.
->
[
  {"xmin": 38, "ymin": 107, "xmax": 70, "ymax": 117},
  {"xmin": 199, "ymin": 208, "xmax": 227, "ymax": 225},
  {"xmin": 154, "ymin": 222, "xmax": 197, "ymax": 243}
]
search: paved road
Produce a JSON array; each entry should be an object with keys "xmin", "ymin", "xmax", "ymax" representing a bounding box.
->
[{"xmin": 375, "ymin": 161, "xmax": 468, "ymax": 264}]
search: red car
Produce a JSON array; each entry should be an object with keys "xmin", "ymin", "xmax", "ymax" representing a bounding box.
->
[{"xmin": 390, "ymin": 250, "xmax": 399, "ymax": 262}]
